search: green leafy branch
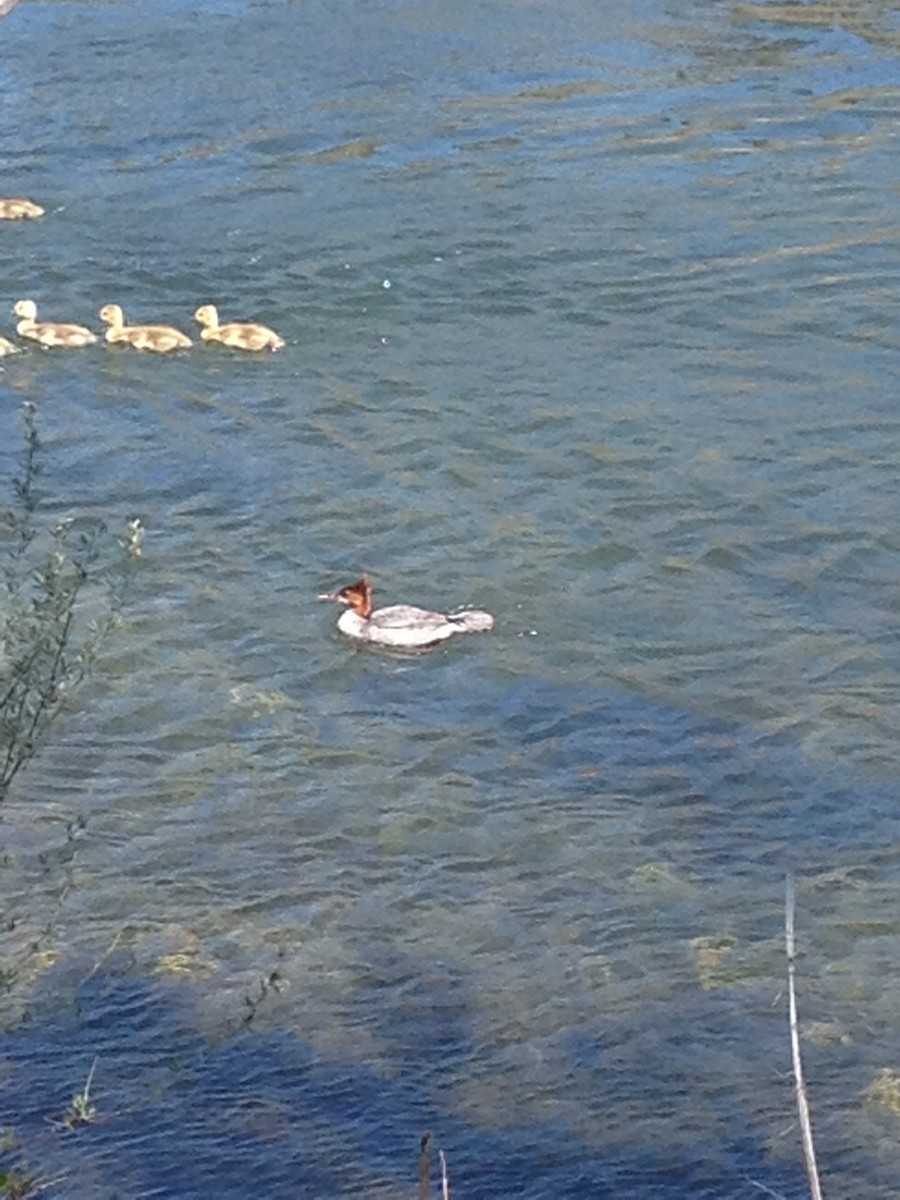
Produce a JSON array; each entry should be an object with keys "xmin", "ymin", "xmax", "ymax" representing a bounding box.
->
[{"xmin": 0, "ymin": 402, "xmax": 142, "ymax": 802}]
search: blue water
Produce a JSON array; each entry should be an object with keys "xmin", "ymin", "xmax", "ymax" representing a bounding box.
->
[
  {"xmin": 2, "ymin": 971, "xmax": 808, "ymax": 1199},
  {"xmin": 3, "ymin": 0, "xmax": 900, "ymax": 1195}
]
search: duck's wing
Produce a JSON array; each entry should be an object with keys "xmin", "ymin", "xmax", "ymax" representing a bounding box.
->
[
  {"xmin": 447, "ymin": 609, "xmax": 494, "ymax": 632},
  {"xmin": 368, "ymin": 604, "xmax": 450, "ymax": 632},
  {"xmin": 363, "ymin": 605, "xmax": 458, "ymax": 648}
]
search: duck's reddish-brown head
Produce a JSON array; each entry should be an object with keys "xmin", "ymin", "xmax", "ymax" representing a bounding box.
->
[{"xmin": 320, "ymin": 576, "xmax": 373, "ymax": 618}]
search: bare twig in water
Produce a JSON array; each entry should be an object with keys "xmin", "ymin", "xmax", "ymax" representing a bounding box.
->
[
  {"xmin": 84, "ymin": 926, "xmax": 127, "ymax": 980},
  {"xmin": 439, "ymin": 1149, "xmax": 450, "ymax": 1200},
  {"xmin": 746, "ymin": 1176, "xmax": 790, "ymax": 1199},
  {"xmin": 418, "ymin": 1132, "xmax": 432, "ymax": 1200},
  {"xmin": 785, "ymin": 875, "xmax": 824, "ymax": 1200}
]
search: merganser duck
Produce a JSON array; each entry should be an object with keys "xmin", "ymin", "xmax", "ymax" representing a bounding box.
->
[
  {"xmin": 13, "ymin": 299, "xmax": 97, "ymax": 347},
  {"xmin": 319, "ymin": 577, "xmax": 494, "ymax": 648},
  {"xmin": 99, "ymin": 304, "xmax": 192, "ymax": 352},
  {"xmin": 193, "ymin": 304, "xmax": 284, "ymax": 351}
]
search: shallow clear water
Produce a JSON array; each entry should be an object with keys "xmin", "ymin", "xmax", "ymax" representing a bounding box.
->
[{"xmin": 3, "ymin": 0, "xmax": 900, "ymax": 1196}]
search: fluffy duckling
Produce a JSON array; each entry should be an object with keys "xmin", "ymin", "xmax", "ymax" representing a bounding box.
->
[
  {"xmin": 14, "ymin": 299, "xmax": 97, "ymax": 348},
  {"xmin": 193, "ymin": 304, "xmax": 284, "ymax": 352},
  {"xmin": 0, "ymin": 336, "xmax": 18, "ymax": 356},
  {"xmin": 99, "ymin": 304, "xmax": 192, "ymax": 353},
  {"xmin": 0, "ymin": 198, "xmax": 44, "ymax": 220}
]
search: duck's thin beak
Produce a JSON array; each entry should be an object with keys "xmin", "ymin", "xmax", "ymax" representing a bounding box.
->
[{"xmin": 318, "ymin": 590, "xmax": 340, "ymax": 602}]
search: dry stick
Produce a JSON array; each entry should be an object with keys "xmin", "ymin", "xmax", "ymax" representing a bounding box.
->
[
  {"xmin": 85, "ymin": 926, "xmax": 127, "ymax": 980},
  {"xmin": 785, "ymin": 874, "xmax": 824, "ymax": 1200},
  {"xmin": 418, "ymin": 1132, "xmax": 432, "ymax": 1200},
  {"xmin": 439, "ymin": 1149, "xmax": 450, "ymax": 1200}
]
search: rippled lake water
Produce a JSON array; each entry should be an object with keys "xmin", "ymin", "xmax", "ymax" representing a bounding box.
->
[{"xmin": 3, "ymin": 0, "xmax": 900, "ymax": 1195}]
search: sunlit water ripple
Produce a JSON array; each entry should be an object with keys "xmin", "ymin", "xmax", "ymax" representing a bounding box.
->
[{"xmin": 2, "ymin": 1, "xmax": 900, "ymax": 1196}]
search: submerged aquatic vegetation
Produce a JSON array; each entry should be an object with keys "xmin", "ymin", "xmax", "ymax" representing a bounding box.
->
[
  {"xmin": 0, "ymin": 1164, "xmax": 36, "ymax": 1198},
  {"xmin": 59, "ymin": 1059, "xmax": 98, "ymax": 1132},
  {"xmin": 861, "ymin": 1067, "xmax": 900, "ymax": 1116},
  {"xmin": 0, "ymin": 402, "xmax": 141, "ymax": 802},
  {"xmin": 0, "ymin": 1129, "xmax": 37, "ymax": 1198}
]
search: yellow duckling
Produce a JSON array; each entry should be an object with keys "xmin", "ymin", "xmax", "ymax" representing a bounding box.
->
[
  {"xmin": 99, "ymin": 304, "xmax": 192, "ymax": 353},
  {"xmin": 14, "ymin": 299, "xmax": 97, "ymax": 348},
  {"xmin": 193, "ymin": 304, "xmax": 284, "ymax": 352},
  {"xmin": 0, "ymin": 198, "xmax": 44, "ymax": 220},
  {"xmin": 0, "ymin": 336, "xmax": 19, "ymax": 356}
]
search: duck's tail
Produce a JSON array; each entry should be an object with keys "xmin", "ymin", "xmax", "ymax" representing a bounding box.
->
[{"xmin": 449, "ymin": 609, "xmax": 494, "ymax": 633}]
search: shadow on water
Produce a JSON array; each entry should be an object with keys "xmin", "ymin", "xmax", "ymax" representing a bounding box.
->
[
  {"xmin": 6, "ymin": 640, "xmax": 900, "ymax": 1197},
  {"xmin": 4, "ymin": 678, "xmax": 898, "ymax": 1196},
  {"xmin": 0, "ymin": 969, "xmax": 808, "ymax": 1199}
]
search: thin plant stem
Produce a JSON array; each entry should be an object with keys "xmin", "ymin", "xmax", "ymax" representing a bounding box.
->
[
  {"xmin": 785, "ymin": 874, "xmax": 823, "ymax": 1200},
  {"xmin": 439, "ymin": 1149, "xmax": 450, "ymax": 1200},
  {"xmin": 418, "ymin": 1132, "xmax": 432, "ymax": 1200}
]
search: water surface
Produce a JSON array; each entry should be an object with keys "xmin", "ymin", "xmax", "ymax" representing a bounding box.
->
[{"xmin": 3, "ymin": 1, "xmax": 900, "ymax": 1196}]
